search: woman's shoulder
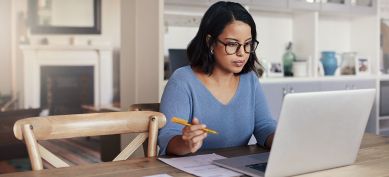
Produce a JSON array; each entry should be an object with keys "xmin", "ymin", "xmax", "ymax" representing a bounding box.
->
[
  {"xmin": 241, "ymin": 70, "xmax": 260, "ymax": 83},
  {"xmin": 170, "ymin": 66, "xmax": 192, "ymax": 79},
  {"xmin": 167, "ymin": 66, "xmax": 195, "ymax": 87}
]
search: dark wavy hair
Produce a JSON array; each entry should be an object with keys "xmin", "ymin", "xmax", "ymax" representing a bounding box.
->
[{"xmin": 187, "ymin": 1, "xmax": 263, "ymax": 77}]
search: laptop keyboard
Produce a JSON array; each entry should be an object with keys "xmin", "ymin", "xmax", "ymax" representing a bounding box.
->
[{"xmin": 246, "ymin": 162, "xmax": 267, "ymax": 172}]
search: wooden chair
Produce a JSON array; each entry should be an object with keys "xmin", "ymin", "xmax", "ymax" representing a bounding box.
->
[
  {"xmin": 129, "ymin": 103, "xmax": 160, "ymax": 157},
  {"xmin": 13, "ymin": 111, "xmax": 166, "ymax": 171}
]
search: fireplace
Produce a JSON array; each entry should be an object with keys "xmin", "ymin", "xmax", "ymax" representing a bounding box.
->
[
  {"xmin": 41, "ymin": 66, "xmax": 94, "ymax": 115},
  {"xmin": 20, "ymin": 45, "xmax": 113, "ymax": 110}
]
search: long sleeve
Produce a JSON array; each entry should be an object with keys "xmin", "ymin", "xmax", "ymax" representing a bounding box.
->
[
  {"xmin": 253, "ymin": 79, "xmax": 277, "ymax": 147},
  {"xmin": 158, "ymin": 78, "xmax": 192, "ymax": 155}
]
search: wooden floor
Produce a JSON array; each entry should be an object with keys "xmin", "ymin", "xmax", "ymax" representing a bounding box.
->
[{"xmin": 0, "ymin": 137, "xmax": 101, "ymax": 174}]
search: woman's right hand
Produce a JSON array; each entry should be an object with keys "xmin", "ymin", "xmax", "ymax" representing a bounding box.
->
[{"xmin": 181, "ymin": 117, "xmax": 208, "ymax": 153}]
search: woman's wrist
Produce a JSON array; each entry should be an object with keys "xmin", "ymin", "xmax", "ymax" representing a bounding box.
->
[
  {"xmin": 264, "ymin": 133, "xmax": 275, "ymax": 149},
  {"xmin": 166, "ymin": 135, "xmax": 192, "ymax": 156}
]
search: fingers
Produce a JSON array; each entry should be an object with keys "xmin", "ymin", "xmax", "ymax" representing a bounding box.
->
[
  {"xmin": 189, "ymin": 124, "xmax": 206, "ymax": 132},
  {"xmin": 180, "ymin": 117, "xmax": 208, "ymax": 153},
  {"xmin": 188, "ymin": 133, "xmax": 207, "ymax": 153},
  {"xmin": 192, "ymin": 132, "xmax": 207, "ymax": 143},
  {"xmin": 182, "ymin": 129, "xmax": 205, "ymax": 140},
  {"xmin": 192, "ymin": 117, "xmax": 200, "ymax": 125},
  {"xmin": 190, "ymin": 141, "xmax": 202, "ymax": 153}
]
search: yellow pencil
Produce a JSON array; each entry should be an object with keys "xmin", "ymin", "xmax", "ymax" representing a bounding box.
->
[{"xmin": 171, "ymin": 117, "xmax": 218, "ymax": 134}]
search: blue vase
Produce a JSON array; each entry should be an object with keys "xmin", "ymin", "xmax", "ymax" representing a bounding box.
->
[{"xmin": 321, "ymin": 51, "xmax": 338, "ymax": 76}]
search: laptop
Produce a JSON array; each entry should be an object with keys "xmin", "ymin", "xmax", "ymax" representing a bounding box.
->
[{"xmin": 213, "ymin": 89, "xmax": 376, "ymax": 177}]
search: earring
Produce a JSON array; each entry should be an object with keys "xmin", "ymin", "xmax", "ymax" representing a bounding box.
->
[{"xmin": 210, "ymin": 49, "xmax": 214, "ymax": 54}]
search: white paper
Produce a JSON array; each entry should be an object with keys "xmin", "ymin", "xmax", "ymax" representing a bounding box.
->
[
  {"xmin": 159, "ymin": 153, "xmax": 242, "ymax": 177},
  {"xmin": 143, "ymin": 174, "xmax": 173, "ymax": 177}
]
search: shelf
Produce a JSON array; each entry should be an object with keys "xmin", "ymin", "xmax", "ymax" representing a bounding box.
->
[
  {"xmin": 163, "ymin": 75, "xmax": 376, "ymax": 84},
  {"xmin": 380, "ymin": 116, "xmax": 389, "ymax": 121},
  {"xmin": 378, "ymin": 74, "xmax": 389, "ymax": 81},
  {"xmin": 260, "ymin": 75, "xmax": 376, "ymax": 83},
  {"xmin": 162, "ymin": 75, "xmax": 377, "ymax": 85}
]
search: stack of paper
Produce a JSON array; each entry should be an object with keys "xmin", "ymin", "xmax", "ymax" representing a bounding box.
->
[{"xmin": 159, "ymin": 153, "xmax": 242, "ymax": 177}]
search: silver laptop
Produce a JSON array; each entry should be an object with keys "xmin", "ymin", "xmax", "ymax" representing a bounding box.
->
[{"xmin": 213, "ymin": 89, "xmax": 376, "ymax": 177}]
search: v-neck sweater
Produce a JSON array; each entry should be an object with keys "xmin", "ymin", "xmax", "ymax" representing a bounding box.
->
[{"xmin": 158, "ymin": 66, "xmax": 276, "ymax": 155}]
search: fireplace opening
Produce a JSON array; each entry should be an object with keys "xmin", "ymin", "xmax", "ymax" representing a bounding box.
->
[{"xmin": 41, "ymin": 66, "xmax": 94, "ymax": 115}]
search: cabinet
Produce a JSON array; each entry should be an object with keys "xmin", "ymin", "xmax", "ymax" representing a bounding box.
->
[
  {"xmin": 320, "ymin": 0, "xmax": 350, "ymax": 14},
  {"xmin": 379, "ymin": 79, "xmax": 389, "ymax": 135},
  {"xmin": 289, "ymin": 0, "xmax": 321, "ymax": 11},
  {"xmin": 249, "ymin": 0, "xmax": 288, "ymax": 11},
  {"xmin": 165, "ymin": 0, "xmax": 212, "ymax": 6},
  {"xmin": 350, "ymin": 0, "xmax": 377, "ymax": 15},
  {"xmin": 320, "ymin": 78, "xmax": 376, "ymax": 91},
  {"xmin": 261, "ymin": 81, "xmax": 320, "ymax": 120},
  {"xmin": 288, "ymin": 0, "xmax": 376, "ymax": 15}
]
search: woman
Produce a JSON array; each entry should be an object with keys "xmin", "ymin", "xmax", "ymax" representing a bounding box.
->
[{"xmin": 158, "ymin": 1, "xmax": 276, "ymax": 156}]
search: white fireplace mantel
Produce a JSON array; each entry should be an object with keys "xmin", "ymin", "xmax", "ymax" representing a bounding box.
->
[{"xmin": 20, "ymin": 44, "xmax": 113, "ymax": 109}]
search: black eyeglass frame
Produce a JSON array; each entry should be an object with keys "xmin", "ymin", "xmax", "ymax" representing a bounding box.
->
[{"xmin": 215, "ymin": 38, "xmax": 259, "ymax": 55}]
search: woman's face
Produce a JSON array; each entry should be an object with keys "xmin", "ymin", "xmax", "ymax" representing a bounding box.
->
[{"xmin": 212, "ymin": 20, "xmax": 252, "ymax": 74}]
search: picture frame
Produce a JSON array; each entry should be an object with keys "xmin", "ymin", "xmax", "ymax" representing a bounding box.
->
[
  {"xmin": 268, "ymin": 62, "xmax": 284, "ymax": 77},
  {"xmin": 355, "ymin": 56, "xmax": 370, "ymax": 75}
]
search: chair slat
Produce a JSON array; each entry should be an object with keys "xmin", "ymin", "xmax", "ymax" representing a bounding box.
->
[
  {"xmin": 113, "ymin": 133, "xmax": 148, "ymax": 161},
  {"xmin": 147, "ymin": 116, "xmax": 159, "ymax": 157},
  {"xmin": 22, "ymin": 124, "xmax": 43, "ymax": 170},
  {"xmin": 38, "ymin": 144, "xmax": 69, "ymax": 168}
]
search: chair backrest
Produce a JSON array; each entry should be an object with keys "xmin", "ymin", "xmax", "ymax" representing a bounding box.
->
[
  {"xmin": 129, "ymin": 103, "xmax": 160, "ymax": 157},
  {"xmin": 13, "ymin": 111, "xmax": 166, "ymax": 171}
]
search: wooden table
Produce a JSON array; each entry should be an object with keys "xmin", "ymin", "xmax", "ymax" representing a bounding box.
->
[{"xmin": 1, "ymin": 133, "xmax": 388, "ymax": 177}]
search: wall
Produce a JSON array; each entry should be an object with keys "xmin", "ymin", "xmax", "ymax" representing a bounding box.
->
[
  {"xmin": 318, "ymin": 16, "xmax": 351, "ymax": 52},
  {"xmin": 120, "ymin": 0, "xmax": 163, "ymax": 157},
  {"xmin": 0, "ymin": 0, "xmax": 12, "ymax": 95},
  {"xmin": 120, "ymin": 0, "xmax": 163, "ymax": 108}
]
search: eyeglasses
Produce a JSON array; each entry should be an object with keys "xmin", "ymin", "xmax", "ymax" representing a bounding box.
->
[{"xmin": 216, "ymin": 38, "xmax": 259, "ymax": 55}]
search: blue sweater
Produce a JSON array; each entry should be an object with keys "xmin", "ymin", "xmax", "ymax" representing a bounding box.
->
[{"xmin": 158, "ymin": 66, "xmax": 277, "ymax": 155}]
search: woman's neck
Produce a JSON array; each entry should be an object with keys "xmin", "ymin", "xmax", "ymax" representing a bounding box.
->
[
  {"xmin": 193, "ymin": 66, "xmax": 238, "ymax": 86},
  {"xmin": 208, "ymin": 67, "xmax": 236, "ymax": 85}
]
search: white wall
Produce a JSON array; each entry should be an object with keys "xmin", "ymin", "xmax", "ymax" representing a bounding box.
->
[
  {"xmin": 252, "ymin": 11, "xmax": 293, "ymax": 64},
  {"xmin": 164, "ymin": 26, "xmax": 198, "ymax": 55},
  {"xmin": 0, "ymin": 0, "xmax": 12, "ymax": 95},
  {"xmin": 120, "ymin": 0, "xmax": 163, "ymax": 157},
  {"xmin": 120, "ymin": 0, "xmax": 163, "ymax": 109},
  {"xmin": 318, "ymin": 16, "xmax": 351, "ymax": 53}
]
